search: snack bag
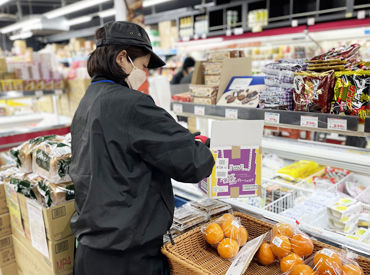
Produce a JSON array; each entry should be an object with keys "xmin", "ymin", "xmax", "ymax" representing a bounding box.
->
[
  {"xmin": 293, "ymin": 70, "xmax": 335, "ymax": 113},
  {"xmin": 201, "ymin": 213, "xmax": 248, "ymax": 260},
  {"xmin": 276, "ymin": 160, "xmax": 322, "ymax": 182},
  {"xmin": 256, "ymin": 222, "xmax": 314, "ymax": 274},
  {"xmin": 10, "ymin": 135, "xmax": 58, "ymax": 173}
]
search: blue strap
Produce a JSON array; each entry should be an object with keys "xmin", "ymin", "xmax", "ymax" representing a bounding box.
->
[{"xmin": 91, "ymin": 79, "xmax": 115, "ymax": 84}]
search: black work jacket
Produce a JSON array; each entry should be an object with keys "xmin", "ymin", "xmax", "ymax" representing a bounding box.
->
[{"xmin": 70, "ymin": 75, "xmax": 214, "ymax": 251}]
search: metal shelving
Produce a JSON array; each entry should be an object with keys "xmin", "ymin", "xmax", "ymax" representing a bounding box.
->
[
  {"xmin": 171, "ymin": 102, "xmax": 370, "ymax": 136},
  {"xmin": 0, "ymin": 89, "xmax": 64, "ymax": 100}
]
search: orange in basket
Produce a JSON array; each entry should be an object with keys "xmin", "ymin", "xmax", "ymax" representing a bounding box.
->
[
  {"xmin": 204, "ymin": 223, "xmax": 224, "ymax": 245},
  {"xmin": 342, "ymin": 264, "xmax": 363, "ymax": 275},
  {"xmin": 280, "ymin": 253, "xmax": 303, "ymax": 273},
  {"xmin": 290, "ymin": 264, "xmax": 315, "ymax": 275},
  {"xmin": 313, "ymin": 249, "xmax": 343, "ymax": 275},
  {"xmin": 271, "ymin": 235, "xmax": 292, "ymax": 259},
  {"xmin": 256, "ymin": 242, "xmax": 275, "ymax": 265},
  {"xmin": 217, "ymin": 238, "xmax": 239, "ymax": 259},
  {"xmin": 222, "ymin": 220, "xmax": 240, "ymax": 239},
  {"xmin": 272, "ymin": 223, "xmax": 294, "ymax": 238},
  {"xmin": 238, "ymin": 226, "xmax": 248, "ymax": 246},
  {"xmin": 220, "ymin": 213, "xmax": 234, "ymax": 225},
  {"xmin": 291, "ymin": 234, "xmax": 314, "ymax": 257}
]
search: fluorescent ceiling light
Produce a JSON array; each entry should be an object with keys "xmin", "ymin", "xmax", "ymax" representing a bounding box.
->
[
  {"xmin": 44, "ymin": 0, "xmax": 110, "ymax": 19},
  {"xmin": 0, "ymin": 0, "xmax": 11, "ymax": 6},
  {"xmin": 9, "ymin": 31, "xmax": 32, "ymax": 40},
  {"xmin": 143, "ymin": 0, "xmax": 174, "ymax": 8},
  {"xmin": 98, "ymin": 8, "xmax": 116, "ymax": 18},
  {"xmin": 67, "ymin": 16, "xmax": 92, "ymax": 26},
  {"xmin": 1, "ymin": 17, "xmax": 41, "ymax": 34}
]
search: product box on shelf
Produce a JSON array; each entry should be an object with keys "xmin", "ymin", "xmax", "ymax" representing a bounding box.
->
[
  {"xmin": 198, "ymin": 120, "xmax": 264, "ymax": 198},
  {"xmin": 0, "ymin": 234, "xmax": 15, "ymax": 269},
  {"xmin": 0, "ymin": 213, "xmax": 11, "ymax": 238},
  {"xmin": 0, "ymin": 184, "xmax": 8, "ymax": 215},
  {"xmin": 0, "ymin": 263, "xmax": 17, "ymax": 275},
  {"xmin": 12, "ymin": 229, "xmax": 74, "ymax": 275},
  {"xmin": 5, "ymin": 184, "xmax": 75, "ymax": 242}
]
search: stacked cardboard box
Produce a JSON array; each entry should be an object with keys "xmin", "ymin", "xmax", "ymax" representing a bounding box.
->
[{"xmin": 0, "ymin": 183, "xmax": 18, "ymax": 275}]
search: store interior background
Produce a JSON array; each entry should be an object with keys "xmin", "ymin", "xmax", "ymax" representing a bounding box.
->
[{"xmin": 0, "ymin": 0, "xmax": 370, "ymax": 267}]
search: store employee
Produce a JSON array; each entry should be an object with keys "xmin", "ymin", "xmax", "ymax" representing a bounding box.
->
[{"xmin": 70, "ymin": 21, "xmax": 215, "ymax": 275}]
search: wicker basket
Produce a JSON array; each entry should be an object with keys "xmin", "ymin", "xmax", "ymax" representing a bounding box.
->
[{"xmin": 162, "ymin": 212, "xmax": 370, "ymax": 275}]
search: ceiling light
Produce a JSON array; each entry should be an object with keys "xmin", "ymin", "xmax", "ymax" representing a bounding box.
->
[
  {"xmin": 9, "ymin": 31, "xmax": 32, "ymax": 40},
  {"xmin": 44, "ymin": 0, "xmax": 110, "ymax": 19},
  {"xmin": 0, "ymin": 0, "xmax": 11, "ymax": 6},
  {"xmin": 67, "ymin": 16, "xmax": 92, "ymax": 26},
  {"xmin": 1, "ymin": 17, "xmax": 41, "ymax": 34},
  {"xmin": 98, "ymin": 8, "xmax": 116, "ymax": 18},
  {"xmin": 143, "ymin": 0, "xmax": 174, "ymax": 8}
]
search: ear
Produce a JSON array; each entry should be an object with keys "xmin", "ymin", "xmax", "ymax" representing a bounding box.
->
[{"xmin": 116, "ymin": 50, "xmax": 127, "ymax": 68}]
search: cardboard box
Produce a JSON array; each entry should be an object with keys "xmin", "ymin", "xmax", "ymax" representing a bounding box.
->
[
  {"xmin": 198, "ymin": 120, "xmax": 264, "ymax": 198},
  {"xmin": 0, "ymin": 185, "xmax": 8, "ymax": 215},
  {"xmin": 13, "ymin": 230, "xmax": 74, "ymax": 275},
  {"xmin": 0, "ymin": 235, "xmax": 13, "ymax": 251},
  {"xmin": 191, "ymin": 57, "xmax": 252, "ymax": 103},
  {"xmin": 0, "ymin": 235, "xmax": 15, "ymax": 268},
  {"xmin": 0, "ymin": 263, "xmax": 17, "ymax": 275},
  {"xmin": 16, "ymin": 194, "xmax": 75, "ymax": 241},
  {"xmin": 0, "ymin": 214, "xmax": 11, "ymax": 238}
]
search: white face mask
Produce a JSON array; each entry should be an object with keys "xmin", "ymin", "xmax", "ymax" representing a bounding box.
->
[{"xmin": 126, "ymin": 56, "xmax": 146, "ymax": 90}]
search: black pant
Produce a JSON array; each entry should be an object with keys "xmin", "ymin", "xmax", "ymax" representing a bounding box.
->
[{"xmin": 74, "ymin": 240, "xmax": 170, "ymax": 275}]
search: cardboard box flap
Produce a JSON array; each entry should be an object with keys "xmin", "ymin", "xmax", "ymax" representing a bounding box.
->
[{"xmin": 211, "ymin": 120, "xmax": 264, "ymax": 147}]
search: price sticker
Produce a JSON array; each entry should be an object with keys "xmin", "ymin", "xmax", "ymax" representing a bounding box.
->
[
  {"xmin": 300, "ymin": 116, "xmax": 318, "ymax": 128},
  {"xmin": 35, "ymin": 90, "xmax": 43, "ymax": 97},
  {"xmin": 291, "ymin": 19, "xmax": 298, "ymax": 27},
  {"xmin": 173, "ymin": 103, "xmax": 183, "ymax": 113},
  {"xmin": 55, "ymin": 89, "xmax": 63, "ymax": 95},
  {"xmin": 357, "ymin": 10, "xmax": 366, "ymax": 20},
  {"xmin": 233, "ymin": 27, "xmax": 243, "ymax": 35},
  {"xmin": 264, "ymin": 112, "xmax": 280, "ymax": 124},
  {"xmin": 194, "ymin": 106, "xmax": 205, "ymax": 116},
  {"xmin": 328, "ymin": 118, "xmax": 347, "ymax": 131},
  {"xmin": 225, "ymin": 108, "xmax": 238, "ymax": 119},
  {"xmin": 307, "ymin": 17, "xmax": 315, "ymax": 26}
]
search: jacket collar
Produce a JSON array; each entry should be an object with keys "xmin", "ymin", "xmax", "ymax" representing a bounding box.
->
[{"xmin": 91, "ymin": 75, "xmax": 129, "ymax": 88}]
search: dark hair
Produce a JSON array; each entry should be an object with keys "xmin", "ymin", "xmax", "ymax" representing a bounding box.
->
[
  {"xmin": 182, "ymin": 57, "xmax": 195, "ymax": 72},
  {"xmin": 87, "ymin": 27, "xmax": 149, "ymax": 81}
]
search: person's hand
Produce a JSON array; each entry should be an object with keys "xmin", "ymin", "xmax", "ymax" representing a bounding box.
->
[{"xmin": 194, "ymin": 132, "xmax": 210, "ymax": 148}]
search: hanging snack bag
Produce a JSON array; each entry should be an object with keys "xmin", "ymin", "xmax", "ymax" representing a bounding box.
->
[
  {"xmin": 293, "ymin": 70, "xmax": 335, "ymax": 113},
  {"xmin": 32, "ymin": 141, "xmax": 72, "ymax": 183}
]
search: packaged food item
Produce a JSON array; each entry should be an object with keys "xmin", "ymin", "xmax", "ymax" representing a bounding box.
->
[
  {"xmin": 201, "ymin": 213, "xmax": 248, "ymax": 260},
  {"xmin": 256, "ymin": 222, "xmax": 314, "ymax": 274},
  {"xmin": 8, "ymin": 172, "xmax": 38, "ymax": 199},
  {"xmin": 23, "ymin": 80, "xmax": 35, "ymax": 91},
  {"xmin": 10, "ymin": 135, "xmax": 58, "ymax": 173},
  {"xmin": 192, "ymin": 96, "xmax": 217, "ymax": 105},
  {"xmin": 327, "ymin": 198, "xmax": 362, "ymax": 220},
  {"xmin": 304, "ymin": 167, "xmax": 350, "ymax": 189},
  {"xmin": 203, "ymin": 62, "xmax": 223, "ymax": 75},
  {"xmin": 205, "ymin": 74, "xmax": 221, "ymax": 86},
  {"xmin": 36, "ymin": 180, "xmax": 75, "ymax": 207},
  {"xmin": 276, "ymin": 160, "xmax": 322, "ymax": 182},
  {"xmin": 328, "ymin": 214, "xmax": 359, "ymax": 233},
  {"xmin": 173, "ymin": 203, "xmax": 208, "ymax": 231},
  {"xmin": 330, "ymin": 70, "xmax": 370, "ymax": 120},
  {"xmin": 32, "ymin": 141, "xmax": 71, "ymax": 183},
  {"xmin": 189, "ymin": 84, "xmax": 218, "ymax": 97},
  {"xmin": 171, "ymin": 92, "xmax": 191, "ymax": 103},
  {"xmin": 208, "ymin": 50, "xmax": 244, "ymax": 62},
  {"xmin": 190, "ymin": 199, "xmax": 231, "ymax": 217},
  {"xmin": 309, "ymin": 44, "xmax": 361, "ymax": 63},
  {"xmin": 293, "ymin": 70, "xmax": 335, "ymax": 113},
  {"xmin": 12, "ymin": 79, "xmax": 23, "ymax": 91}
]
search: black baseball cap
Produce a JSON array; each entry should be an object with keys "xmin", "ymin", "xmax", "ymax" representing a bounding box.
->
[{"xmin": 96, "ymin": 21, "xmax": 166, "ymax": 69}]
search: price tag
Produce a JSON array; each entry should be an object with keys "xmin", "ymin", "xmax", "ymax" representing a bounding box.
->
[
  {"xmin": 55, "ymin": 89, "xmax": 63, "ymax": 95},
  {"xmin": 201, "ymin": 33, "xmax": 207, "ymax": 39},
  {"xmin": 193, "ymin": 34, "xmax": 199, "ymax": 40},
  {"xmin": 173, "ymin": 103, "xmax": 183, "ymax": 113},
  {"xmin": 35, "ymin": 90, "xmax": 43, "ymax": 97},
  {"xmin": 328, "ymin": 118, "xmax": 347, "ymax": 131},
  {"xmin": 357, "ymin": 10, "xmax": 366, "ymax": 20},
  {"xmin": 226, "ymin": 29, "xmax": 232, "ymax": 36},
  {"xmin": 291, "ymin": 19, "xmax": 298, "ymax": 27},
  {"xmin": 225, "ymin": 108, "xmax": 238, "ymax": 119},
  {"xmin": 182, "ymin": 36, "xmax": 190, "ymax": 42},
  {"xmin": 300, "ymin": 116, "xmax": 318, "ymax": 128},
  {"xmin": 233, "ymin": 27, "xmax": 243, "ymax": 35},
  {"xmin": 264, "ymin": 112, "xmax": 280, "ymax": 124},
  {"xmin": 307, "ymin": 17, "xmax": 315, "ymax": 26},
  {"xmin": 194, "ymin": 106, "xmax": 205, "ymax": 116}
]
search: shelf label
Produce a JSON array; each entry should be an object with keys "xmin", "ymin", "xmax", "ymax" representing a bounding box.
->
[
  {"xmin": 35, "ymin": 90, "xmax": 43, "ymax": 97},
  {"xmin": 264, "ymin": 112, "xmax": 280, "ymax": 124},
  {"xmin": 225, "ymin": 108, "xmax": 238, "ymax": 119},
  {"xmin": 291, "ymin": 19, "xmax": 298, "ymax": 27},
  {"xmin": 193, "ymin": 34, "xmax": 199, "ymax": 40},
  {"xmin": 201, "ymin": 33, "xmax": 207, "ymax": 39},
  {"xmin": 328, "ymin": 118, "xmax": 347, "ymax": 131},
  {"xmin": 194, "ymin": 105, "xmax": 205, "ymax": 116},
  {"xmin": 182, "ymin": 36, "xmax": 190, "ymax": 42},
  {"xmin": 307, "ymin": 17, "xmax": 315, "ymax": 26},
  {"xmin": 233, "ymin": 28, "xmax": 243, "ymax": 35},
  {"xmin": 173, "ymin": 103, "xmax": 183, "ymax": 113},
  {"xmin": 226, "ymin": 29, "xmax": 232, "ymax": 36},
  {"xmin": 358, "ymin": 10, "xmax": 366, "ymax": 20},
  {"xmin": 300, "ymin": 116, "xmax": 318, "ymax": 128},
  {"xmin": 55, "ymin": 89, "xmax": 63, "ymax": 95}
]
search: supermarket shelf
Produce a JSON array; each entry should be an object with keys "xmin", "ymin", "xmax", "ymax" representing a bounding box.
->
[
  {"xmin": 0, "ymin": 89, "xmax": 64, "ymax": 100},
  {"xmin": 171, "ymin": 102, "xmax": 369, "ymax": 136}
]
